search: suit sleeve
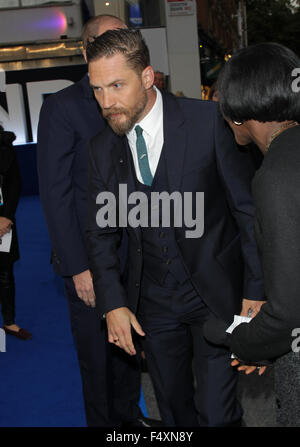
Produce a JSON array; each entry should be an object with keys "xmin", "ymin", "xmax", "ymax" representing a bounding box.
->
[
  {"xmin": 86, "ymin": 140, "xmax": 127, "ymax": 316},
  {"xmin": 230, "ymin": 171, "xmax": 300, "ymax": 361},
  {"xmin": 213, "ymin": 108, "xmax": 265, "ymax": 301},
  {"xmin": 37, "ymin": 95, "xmax": 89, "ymax": 277}
]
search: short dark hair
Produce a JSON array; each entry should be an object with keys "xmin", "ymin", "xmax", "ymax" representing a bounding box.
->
[
  {"xmin": 217, "ymin": 42, "xmax": 300, "ymax": 123},
  {"xmin": 86, "ymin": 28, "xmax": 150, "ymax": 75}
]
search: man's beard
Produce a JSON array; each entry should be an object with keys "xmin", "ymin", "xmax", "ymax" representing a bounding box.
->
[{"xmin": 102, "ymin": 91, "xmax": 148, "ymax": 136}]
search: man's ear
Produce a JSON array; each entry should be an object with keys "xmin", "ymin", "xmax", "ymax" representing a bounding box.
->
[{"xmin": 142, "ymin": 66, "xmax": 154, "ymax": 90}]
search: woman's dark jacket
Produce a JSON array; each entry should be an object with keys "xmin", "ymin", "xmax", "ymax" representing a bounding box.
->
[
  {"xmin": 0, "ymin": 127, "xmax": 21, "ymax": 266},
  {"xmin": 231, "ymin": 126, "xmax": 300, "ymax": 361}
]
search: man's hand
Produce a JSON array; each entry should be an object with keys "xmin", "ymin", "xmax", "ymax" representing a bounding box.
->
[
  {"xmin": 0, "ymin": 217, "xmax": 13, "ymax": 238},
  {"xmin": 231, "ymin": 358, "xmax": 267, "ymax": 376},
  {"xmin": 72, "ymin": 270, "xmax": 95, "ymax": 307},
  {"xmin": 106, "ymin": 307, "xmax": 145, "ymax": 356},
  {"xmin": 240, "ymin": 298, "xmax": 266, "ymax": 317}
]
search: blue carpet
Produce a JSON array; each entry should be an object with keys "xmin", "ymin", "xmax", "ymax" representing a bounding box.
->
[{"xmin": 0, "ymin": 196, "xmax": 147, "ymax": 427}]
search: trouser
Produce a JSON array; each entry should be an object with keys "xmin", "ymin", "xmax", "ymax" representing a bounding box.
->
[
  {"xmin": 0, "ymin": 264, "xmax": 15, "ymax": 326},
  {"xmin": 137, "ymin": 273, "xmax": 243, "ymax": 427},
  {"xmin": 64, "ymin": 277, "xmax": 142, "ymax": 427}
]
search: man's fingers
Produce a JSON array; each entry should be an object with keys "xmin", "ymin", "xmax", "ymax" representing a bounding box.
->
[
  {"xmin": 109, "ymin": 331, "xmax": 136, "ymax": 355},
  {"xmin": 117, "ymin": 324, "xmax": 136, "ymax": 355},
  {"xmin": 121, "ymin": 332, "xmax": 136, "ymax": 355},
  {"xmin": 109, "ymin": 328, "xmax": 136, "ymax": 356},
  {"xmin": 76, "ymin": 288, "xmax": 95, "ymax": 307},
  {"xmin": 79, "ymin": 293, "xmax": 91, "ymax": 306},
  {"xmin": 130, "ymin": 315, "xmax": 145, "ymax": 337},
  {"xmin": 73, "ymin": 271, "xmax": 95, "ymax": 306},
  {"xmin": 106, "ymin": 308, "xmax": 144, "ymax": 356},
  {"xmin": 108, "ymin": 332, "xmax": 118, "ymax": 344},
  {"xmin": 86, "ymin": 291, "xmax": 96, "ymax": 307}
]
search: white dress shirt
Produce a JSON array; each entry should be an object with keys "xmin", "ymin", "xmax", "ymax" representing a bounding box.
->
[{"xmin": 126, "ymin": 86, "xmax": 164, "ymax": 184}]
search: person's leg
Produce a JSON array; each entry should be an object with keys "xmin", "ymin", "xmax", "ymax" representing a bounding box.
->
[
  {"xmin": 111, "ymin": 339, "xmax": 143, "ymax": 424},
  {"xmin": 137, "ymin": 275, "xmax": 199, "ymax": 426},
  {"xmin": 64, "ymin": 277, "xmax": 116, "ymax": 427},
  {"xmin": 0, "ymin": 264, "xmax": 16, "ymax": 326},
  {"xmin": 64, "ymin": 277, "xmax": 142, "ymax": 427},
  {"xmin": 191, "ymin": 318, "xmax": 243, "ymax": 427},
  {"xmin": 139, "ymin": 312, "xmax": 198, "ymax": 426}
]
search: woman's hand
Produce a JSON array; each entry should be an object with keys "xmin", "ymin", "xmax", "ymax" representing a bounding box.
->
[
  {"xmin": 0, "ymin": 217, "xmax": 13, "ymax": 237},
  {"xmin": 231, "ymin": 358, "xmax": 267, "ymax": 376}
]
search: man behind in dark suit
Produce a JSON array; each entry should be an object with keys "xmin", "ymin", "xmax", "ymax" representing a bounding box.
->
[
  {"xmin": 37, "ymin": 16, "xmax": 149, "ymax": 427},
  {"xmin": 86, "ymin": 29, "xmax": 265, "ymax": 426}
]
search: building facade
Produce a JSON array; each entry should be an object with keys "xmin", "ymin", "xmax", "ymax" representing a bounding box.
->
[{"xmin": 196, "ymin": 0, "xmax": 247, "ymax": 86}]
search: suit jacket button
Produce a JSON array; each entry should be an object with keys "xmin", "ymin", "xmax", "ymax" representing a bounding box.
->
[
  {"xmin": 135, "ymin": 282, "xmax": 139, "ymax": 288},
  {"xmin": 119, "ymin": 158, "xmax": 124, "ymax": 164},
  {"xmin": 166, "ymin": 259, "xmax": 172, "ymax": 265},
  {"xmin": 137, "ymin": 248, "xmax": 141, "ymax": 254}
]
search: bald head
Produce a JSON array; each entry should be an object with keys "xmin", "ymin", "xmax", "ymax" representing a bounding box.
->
[{"xmin": 82, "ymin": 15, "xmax": 127, "ymax": 51}]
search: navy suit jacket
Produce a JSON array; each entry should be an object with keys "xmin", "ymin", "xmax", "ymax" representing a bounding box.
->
[
  {"xmin": 37, "ymin": 74, "xmax": 106, "ymax": 277},
  {"xmin": 87, "ymin": 92, "xmax": 265, "ymax": 322}
]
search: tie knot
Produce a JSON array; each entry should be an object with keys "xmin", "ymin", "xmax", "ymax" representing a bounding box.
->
[{"xmin": 135, "ymin": 125, "xmax": 143, "ymax": 137}]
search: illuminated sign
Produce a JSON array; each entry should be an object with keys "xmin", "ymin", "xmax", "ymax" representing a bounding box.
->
[
  {"xmin": 23, "ymin": 8, "xmax": 67, "ymax": 35},
  {"xmin": 0, "ymin": 65, "xmax": 87, "ymax": 145},
  {"xmin": 0, "ymin": 5, "xmax": 82, "ymax": 45}
]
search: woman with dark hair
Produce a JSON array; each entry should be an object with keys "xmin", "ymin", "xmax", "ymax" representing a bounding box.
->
[
  {"xmin": 213, "ymin": 42, "xmax": 300, "ymax": 426},
  {"xmin": 0, "ymin": 125, "xmax": 31, "ymax": 340}
]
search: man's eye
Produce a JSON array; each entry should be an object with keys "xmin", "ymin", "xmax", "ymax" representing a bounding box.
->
[
  {"xmin": 114, "ymin": 83, "xmax": 121, "ymax": 88},
  {"xmin": 94, "ymin": 87, "xmax": 102, "ymax": 92}
]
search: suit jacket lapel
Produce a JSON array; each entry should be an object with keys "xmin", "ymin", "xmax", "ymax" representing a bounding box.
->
[
  {"xmin": 111, "ymin": 136, "xmax": 136, "ymax": 195},
  {"xmin": 162, "ymin": 92, "xmax": 187, "ymax": 193},
  {"xmin": 111, "ymin": 134, "xmax": 141, "ymax": 242}
]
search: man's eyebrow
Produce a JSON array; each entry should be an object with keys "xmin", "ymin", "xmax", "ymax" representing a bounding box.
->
[
  {"xmin": 90, "ymin": 82, "xmax": 100, "ymax": 89},
  {"xmin": 90, "ymin": 79, "xmax": 125, "ymax": 89}
]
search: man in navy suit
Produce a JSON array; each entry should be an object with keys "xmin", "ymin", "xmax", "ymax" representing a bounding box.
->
[
  {"xmin": 86, "ymin": 29, "xmax": 265, "ymax": 427},
  {"xmin": 37, "ymin": 16, "xmax": 149, "ymax": 427}
]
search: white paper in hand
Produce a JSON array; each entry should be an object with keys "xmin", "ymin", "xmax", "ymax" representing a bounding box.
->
[
  {"xmin": 226, "ymin": 315, "xmax": 252, "ymax": 334},
  {"xmin": 0, "ymin": 230, "xmax": 12, "ymax": 252}
]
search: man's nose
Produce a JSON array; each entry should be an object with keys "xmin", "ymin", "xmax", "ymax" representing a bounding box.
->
[{"xmin": 101, "ymin": 90, "xmax": 116, "ymax": 110}]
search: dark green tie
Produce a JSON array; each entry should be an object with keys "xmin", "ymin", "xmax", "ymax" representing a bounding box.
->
[{"xmin": 135, "ymin": 125, "xmax": 153, "ymax": 186}]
